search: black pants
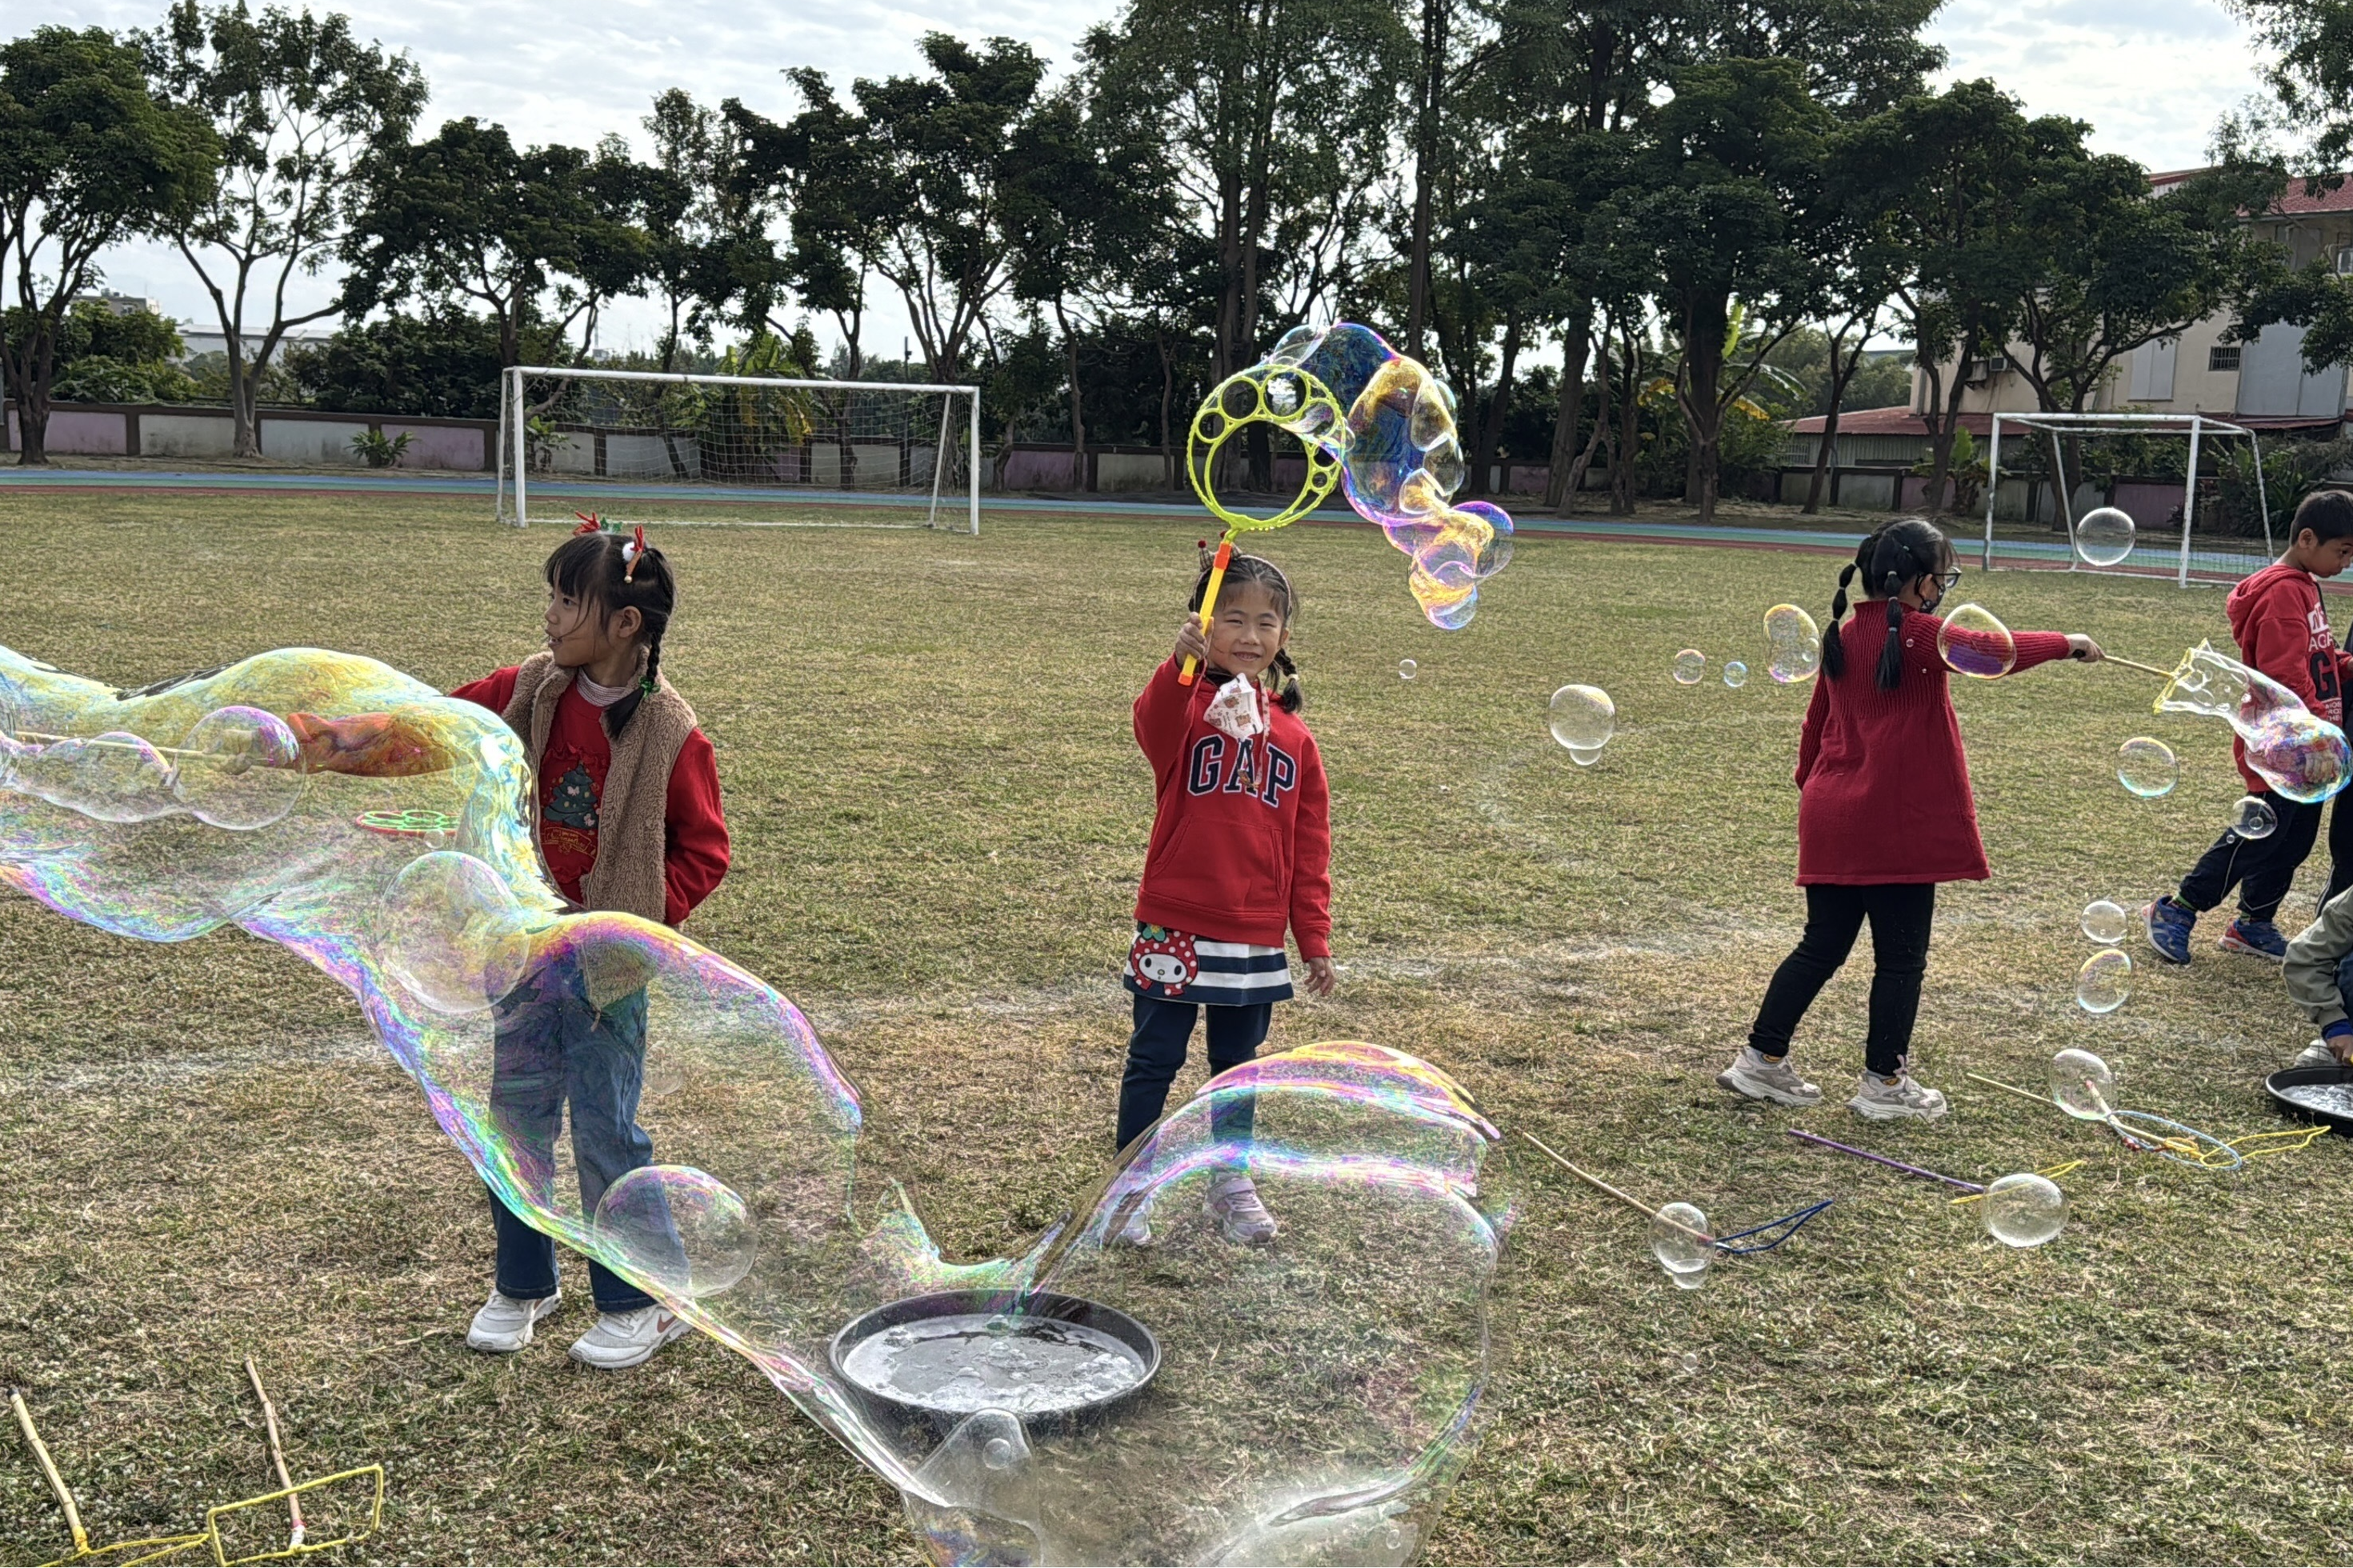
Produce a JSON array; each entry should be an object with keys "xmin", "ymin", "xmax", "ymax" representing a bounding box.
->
[
  {"xmin": 2177, "ymin": 788, "xmax": 2325, "ymax": 923},
  {"xmin": 1116, "ymin": 993, "xmax": 1271, "ymax": 1152},
  {"xmin": 1748, "ymin": 883, "xmax": 1937, "ymax": 1077}
]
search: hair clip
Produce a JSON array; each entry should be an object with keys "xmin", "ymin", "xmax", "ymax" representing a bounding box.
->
[
  {"xmin": 572, "ymin": 513, "xmax": 602, "ymax": 535},
  {"xmin": 622, "ymin": 525, "xmax": 647, "ymax": 582}
]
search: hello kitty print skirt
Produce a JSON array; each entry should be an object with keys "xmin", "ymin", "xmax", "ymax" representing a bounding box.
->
[{"xmin": 1124, "ymin": 922, "xmax": 1294, "ymax": 1005}]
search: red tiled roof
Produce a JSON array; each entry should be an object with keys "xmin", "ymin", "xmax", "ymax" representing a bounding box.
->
[
  {"xmin": 2147, "ymin": 166, "xmax": 2353, "ymax": 216},
  {"xmin": 1787, "ymin": 405, "xmax": 2344, "ymax": 435}
]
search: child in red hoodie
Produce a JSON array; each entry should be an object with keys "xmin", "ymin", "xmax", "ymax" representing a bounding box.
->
[
  {"xmin": 1719, "ymin": 520, "xmax": 2103, "ymax": 1122},
  {"xmin": 2147, "ymin": 491, "xmax": 2353, "ymax": 963},
  {"xmin": 1118, "ymin": 550, "xmax": 1334, "ymax": 1245}
]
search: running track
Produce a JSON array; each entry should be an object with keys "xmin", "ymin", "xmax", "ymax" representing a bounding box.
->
[{"xmin": 0, "ymin": 465, "xmax": 2265, "ymax": 574}]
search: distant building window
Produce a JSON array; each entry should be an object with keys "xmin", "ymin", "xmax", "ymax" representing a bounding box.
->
[{"xmin": 2211, "ymin": 345, "xmax": 2241, "ymax": 373}]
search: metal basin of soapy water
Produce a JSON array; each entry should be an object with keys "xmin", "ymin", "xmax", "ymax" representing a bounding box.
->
[{"xmin": 830, "ymin": 1290, "xmax": 1161, "ymax": 1436}]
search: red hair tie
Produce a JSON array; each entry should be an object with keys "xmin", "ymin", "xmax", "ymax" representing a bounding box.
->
[{"xmin": 622, "ymin": 524, "xmax": 648, "ymax": 582}]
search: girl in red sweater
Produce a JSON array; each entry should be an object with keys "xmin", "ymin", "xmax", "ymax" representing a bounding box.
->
[
  {"xmin": 1119, "ymin": 550, "xmax": 1335, "ymax": 1245},
  {"xmin": 1719, "ymin": 519, "xmax": 2102, "ymax": 1122},
  {"xmin": 451, "ymin": 523, "xmax": 730, "ymax": 1369}
]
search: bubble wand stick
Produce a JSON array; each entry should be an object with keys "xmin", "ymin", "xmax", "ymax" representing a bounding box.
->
[
  {"xmin": 1519, "ymin": 1131, "xmax": 1713, "ymax": 1242},
  {"xmin": 1179, "ymin": 536, "xmax": 1234, "ymax": 689}
]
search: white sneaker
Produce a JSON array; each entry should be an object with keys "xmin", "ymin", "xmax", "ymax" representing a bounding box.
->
[
  {"xmin": 1206, "ymin": 1175, "xmax": 1279, "ymax": 1246},
  {"xmin": 2295, "ymin": 1041, "xmax": 2341, "ymax": 1071},
  {"xmin": 466, "ymin": 1290, "xmax": 562, "ymax": 1353},
  {"xmin": 1849, "ymin": 1069, "xmax": 1949, "ymax": 1122},
  {"xmin": 568, "ymin": 1305, "xmax": 689, "ymax": 1370},
  {"xmin": 1716, "ymin": 1046, "xmax": 1822, "ymax": 1107}
]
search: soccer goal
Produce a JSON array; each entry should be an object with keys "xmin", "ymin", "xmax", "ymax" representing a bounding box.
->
[
  {"xmin": 1979, "ymin": 412, "xmax": 2269, "ymax": 586},
  {"xmin": 494, "ymin": 365, "xmax": 982, "ymax": 534}
]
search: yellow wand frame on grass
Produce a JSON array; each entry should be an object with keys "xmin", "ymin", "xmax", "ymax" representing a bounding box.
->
[{"xmin": 1177, "ymin": 363, "xmax": 1348, "ymax": 686}]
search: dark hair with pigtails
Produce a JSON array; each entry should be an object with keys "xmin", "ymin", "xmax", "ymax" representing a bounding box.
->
[
  {"xmin": 1819, "ymin": 526, "xmax": 1884, "ymax": 682},
  {"xmin": 1859, "ymin": 518, "xmax": 1958, "ymax": 691},
  {"xmin": 546, "ymin": 518, "xmax": 675, "ymax": 738},
  {"xmin": 1189, "ymin": 543, "xmax": 1304, "ymax": 712}
]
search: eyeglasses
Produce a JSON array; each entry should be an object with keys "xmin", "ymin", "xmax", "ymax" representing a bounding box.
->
[{"xmin": 1932, "ymin": 570, "xmax": 1963, "ymax": 590}]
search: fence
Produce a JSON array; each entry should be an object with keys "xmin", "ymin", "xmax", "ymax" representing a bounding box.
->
[{"xmin": 1, "ymin": 400, "xmax": 497, "ymax": 470}]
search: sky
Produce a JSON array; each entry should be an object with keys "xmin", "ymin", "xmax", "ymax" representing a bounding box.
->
[{"xmin": 25, "ymin": 0, "xmax": 2279, "ymax": 360}]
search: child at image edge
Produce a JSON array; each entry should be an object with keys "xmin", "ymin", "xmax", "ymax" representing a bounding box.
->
[
  {"xmin": 451, "ymin": 522, "xmax": 730, "ymax": 1370},
  {"xmin": 1119, "ymin": 550, "xmax": 1335, "ymax": 1245},
  {"xmin": 1718, "ymin": 518, "xmax": 2103, "ymax": 1122},
  {"xmin": 2146, "ymin": 490, "xmax": 2353, "ymax": 964}
]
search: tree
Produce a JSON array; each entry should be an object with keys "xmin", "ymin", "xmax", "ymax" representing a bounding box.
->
[
  {"xmin": 1006, "ymin": 84, "xmax": 1170, "ymax": 489},
  {"xmin": 638, "ymin": 90, "xmax": 784, "ymax": 371},
  {"xmin": 2227, "ymin": 0, "xmax": 2353, "ymax": 170},
  {"xmin": 142, "ymin": 1, "xmax": 423, "ymax": 458},
  {"xmin": 340, "ymin": 117, "xmax": 649, "ymax": 377},
  {"xmin": 1612, "ymin": 56, "xmax": 1832, "ymax": 523},
  {"xmin": 1830, "ymin": 80, "xmax": 2051, "ymax": 513},
  {"xmin": 1084, "ymin": 0, "xmax": 1407, "ymax": 482},
  {"xmin": 728, "ymin": 73, "xmax": 881, "ymax": 377},
  {"xmin": 0, "ymin": 26, "xmax": 218, "ymax": 466}
]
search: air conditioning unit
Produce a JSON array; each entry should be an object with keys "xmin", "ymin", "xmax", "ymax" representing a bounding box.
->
[{"xmin": 1963, "ymin": 354, "xmax": 2009, "ymax": 384}]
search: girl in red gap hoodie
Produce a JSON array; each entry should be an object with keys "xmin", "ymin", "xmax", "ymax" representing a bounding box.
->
[
  {"xmin": 2147, "ymin": 490, "xmax": 2353, "ymax": 964},
  {"xmin": 1718, "ymin": 519, "xmax": 2103, "ymax": 1123},
  {"xmin": 1118, "ymin": 550, "xmax": 1333, "ymax": 1246}
]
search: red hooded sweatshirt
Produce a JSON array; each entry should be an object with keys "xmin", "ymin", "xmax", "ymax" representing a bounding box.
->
[
  {"xmin": 1794, "ymin": 602, "xmax": 2072, "ymax": 885},
  {"xmin": 2223, "ymin": 562, "xmax": 2353, "ymax": 794},
  {"xmin": 1131, "ymin": 658, "xmax": 1333, "ymax": 958}
]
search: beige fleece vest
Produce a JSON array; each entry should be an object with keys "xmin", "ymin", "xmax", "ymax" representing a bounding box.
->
[{"xmin": 502, "ymin": 650, "xmax": 698, "ymax": 925}]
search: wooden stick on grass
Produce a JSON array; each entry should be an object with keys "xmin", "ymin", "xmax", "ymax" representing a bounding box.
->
[
  {"xmin": 246, "ymin": 1358, "xmax": 306, "ymax": 1549},
  {"xmin": 9, "ymin": 1389, "xmax": 89, "ymax": 1558},
  {"xmin": 1520, "ymin": 1131, "xmax": 1714, "ymax": 1242}
]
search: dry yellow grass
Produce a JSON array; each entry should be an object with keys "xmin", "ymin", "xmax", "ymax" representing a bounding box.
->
[{"xmin": 3, "ymin": 489, "xmax": 2353, "ymax": 1566}]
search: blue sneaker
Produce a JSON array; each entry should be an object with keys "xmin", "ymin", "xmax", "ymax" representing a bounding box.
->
[
  {"xmin": 2143, "ymin": 896, "xmax": 2195, "ymax": 964},
  {"xmin": 2219, "ymin": 918, "xmax": 2288, "ymax": 961}
]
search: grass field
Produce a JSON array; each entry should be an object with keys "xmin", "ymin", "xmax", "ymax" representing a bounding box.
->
[{"xmin": 4, "ymin": 488, "xmax": 2353, "ymax": 1566}]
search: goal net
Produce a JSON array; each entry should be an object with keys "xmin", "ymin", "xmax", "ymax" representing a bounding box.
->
[
  {"xmin": 494, "ymin": 366, "xmax": 981, "ymax": 534},
  {"xmin": 1979, "ymin": 412, "xmax": 2271, "ymax": 586}
]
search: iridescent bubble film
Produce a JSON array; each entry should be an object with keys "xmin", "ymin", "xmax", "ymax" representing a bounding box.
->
[
  {"xmin": 2117, "ymin": 737, "xmax": 2179, "ymax": 799},
  {"xmin": 1764, "ymin": 605, "xmax": 1821, "ymax": 684},
  {"xmin": 1398, "ymin": 658, "xmax": 1418, "ymax": 682},
  {"xmin": 2076, "ymin": 951, "xmax": 2133, "ymax": 1014},
  {"xmin": 1671, "ymin": 650, "xmax": 1705, "ymax": 686},
  {"xmin": 2155, "ymin": 641, "xmax": 2352, "ymax": 804},
  {"xmin": 0, "ymin": 644, "xmax": 1517, "ymax": 1567},
  {"xmin": 1936, "ymin": 603, "xmax": 2017, "ymax": 679},
  {"xmin": 1649, "ymin": 1203, "xmax": 1711, "ymax": 1289},
  {"xmin": 2079, "ymin": 899, "xmax": 2129, "ymax": 944},
  {"xmin": 1981, "ymin": 1174, "xmax": 2068, "ymax": 1248},
  {"xmin": 2229, "ymin": 794, "xmax": 2278, "ymax": 839},
  {"xmin": 1548, "ymin": 684, "xmax": 1615, "ymax": 765},
  {"xmin": 2073, "ymin": 506, "xmax": 2135, "ymax": 569},
  {"xmin": 1262, "ymin": 322, "xmax": 1515, "ymax": 630},
  {"xmin": 1723, "ymin": 661, "xmax": 1749, "ymax": 690},
  {"xmin": 2050, "ymin": 1048, "xmax": 2118, "ymax": 1118}
]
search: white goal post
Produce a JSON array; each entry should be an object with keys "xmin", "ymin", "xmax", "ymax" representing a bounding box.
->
[
  {"xmin": 1980, "ymin": 411, "xmax": 2269, "ymax": 587},
  {"xmin": 494, "ymin": 364, "xmax": 982, "ymax": 534}
]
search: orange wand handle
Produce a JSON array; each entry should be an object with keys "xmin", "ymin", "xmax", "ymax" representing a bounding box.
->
[{"xmin": 1179, "ymin": 538, "xmax": 1235, "ymax": 687}]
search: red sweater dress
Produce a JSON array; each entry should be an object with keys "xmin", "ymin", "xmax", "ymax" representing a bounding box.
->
[{"xmin": 1794, "ymin": 603, "xmax": 2071, "ymax": 886}]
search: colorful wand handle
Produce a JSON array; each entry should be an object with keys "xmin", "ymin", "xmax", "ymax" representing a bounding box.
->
[{"xmin": 1179, "ymin": 538, "xmax": 1235, "ymax": 687}]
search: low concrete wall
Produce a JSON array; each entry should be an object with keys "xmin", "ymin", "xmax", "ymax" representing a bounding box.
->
[{"xmin": 2, "ymin": 399, "xmax": 494, "ymax": 470}]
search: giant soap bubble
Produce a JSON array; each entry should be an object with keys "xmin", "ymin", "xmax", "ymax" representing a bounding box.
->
[
  {"xmin": 0, "ymin": 644, "xmax": 1516, "ymax": 1566},
  {"xmin": 2156, "ymin": 641, "xmax": 2352, "ymax": 803},
  {"xmin": 1207, "ymin": 323, "xmax": 1515, "ymax": 630}
]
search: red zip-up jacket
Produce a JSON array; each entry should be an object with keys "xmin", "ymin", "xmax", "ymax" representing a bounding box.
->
[
  {"xmin": 1132, "ymin": 658, "xmax": 1333, "ymax": 958},
  {"xmin": 1794, "ymin": 603, "xmax": 2072, "ymax": 886},
  {"xmin": 2223, "ymin": 562, "xmax": 2353, "ymax": 794}
]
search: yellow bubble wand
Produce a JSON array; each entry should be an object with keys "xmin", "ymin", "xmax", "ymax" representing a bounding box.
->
[{"xmin": 1177, "ymin": 364, "xmax": 1347, "ymax": 686}]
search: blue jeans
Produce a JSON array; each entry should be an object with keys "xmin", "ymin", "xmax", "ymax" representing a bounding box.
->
[
  {"xmin": 486, "ymin": 951, "xmax": 656, "ymax": 1313},
  {"xmin": 1116, "ymin": 993, "xmax": 1271, "ymax": 1152}
]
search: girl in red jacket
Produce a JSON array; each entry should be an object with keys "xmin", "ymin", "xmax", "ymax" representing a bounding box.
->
[
  {"xmin": 450, "ymin": 522, "xmax": 730, "ymax": 1370},
  {"xmin": 1119, "ymin": 550, "xmax": 1335, "ymax": 1245},
  {"xmin": 1719, "ymin": 520, "xmax": 2102, "ymax": 1122}
]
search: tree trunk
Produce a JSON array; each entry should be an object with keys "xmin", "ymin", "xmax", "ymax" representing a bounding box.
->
[
  {"xmin": 1053, "ymin": 300, "xmax": 1087, "ymax": 492},
  {"xmin": 1474, "ymin": 311, "xmax": 1523, "ymax": 499},
  {"xmin": 1564, "ymin": 342, "xmax": 1610, "ymax": 508},
  {"xmin": 1612, "ymin": 322, "xmax": 1640, "ymax": 515},
  {"xmin": 1157, "ymin": 332, "xmax": 1177, "ymax": 490},
  {"xmin": 1404, "ymin": 0, "xmax": 1445, "ymax": 358},
  {"xmin": 1544, "ymin": 306, "xmax": 1592, "ymax": 513},
  {"xmin": 1803, "ymin": 330, "xmax": 1867, "ymax": 515},
  {"xmin": 1681, "ymin": 299, "xmax": 1727, "ymax": 525}
]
